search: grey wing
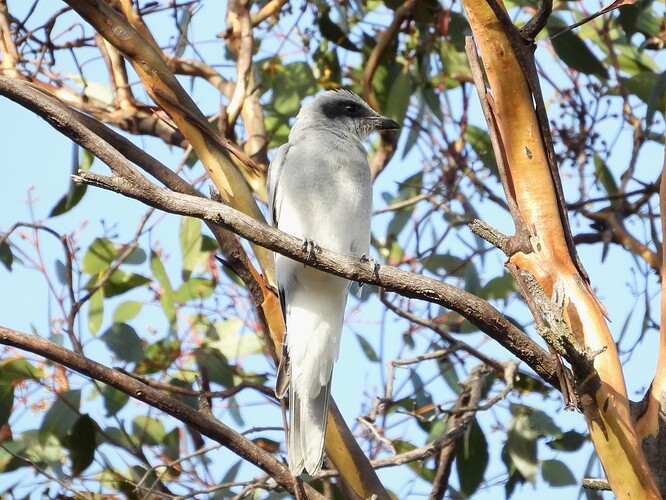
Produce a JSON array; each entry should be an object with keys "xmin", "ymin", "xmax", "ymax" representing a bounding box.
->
[
  {"xmin": 274, "ymin": 286, "xmax": 290, "ymax": 399},
  {"xmin": 266, "ymin": 143, "xmax": 290, "ymax": 227},
  {"xmin": 267, "ymin": 143, "xmax": 292, "ymax": 398}
]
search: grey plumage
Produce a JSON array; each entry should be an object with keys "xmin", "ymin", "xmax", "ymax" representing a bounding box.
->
[{"xmin": 267, "ymin": 90, "xmax": 399, "ymax": 476}]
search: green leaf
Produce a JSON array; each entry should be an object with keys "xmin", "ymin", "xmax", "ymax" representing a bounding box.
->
[
  {"xmin": 422, "ymin": 85, "xmax": 444, "ymax": 123},
  {"xmin": 620, "ymin": 2, "xmax": 662, "ymax": 40},
  {"xmin": 88, "ymin": 287, "xmax": 104, "ymax": 336},
  {"xmin": 464, "ymin": 262, "xmax": 481, "ymax": 295},
  {"xmin": 547, "ymin": 17, "xmax": 608, "ymax": 80},
  {"xmin": 99, "ymin": 383, "xmax": 129, "ymax": 417},
  {"xmin": 386, "ymin": 207, "xmax": 413, "ymax": 240},
  {"xmin": 319, "ymin": 12, "xmax": 360, "ymax": 51},
  {"xmin": 646, "ymin": 71, "xmax": 666, "ymax": 126},
  {"xmin": 402, "ymin": 97, "xmax": 424, "ymax": 159},
  {"xmin": 613, "ymin": 44, "xmax": 660, "ymax": 75},
  {"xmin": 465, "ymin": 125, "xmax": 498, "ymax": 178},
  {"xmin": 423, "ymin": 253, "xmax": 467, "ymax": 277},
  {"xmin": 65, "ymin": 414, "xmax": 97, "ymax": 477},
  {"xmin": 593, "ymin": 154, "xmax": 618, "ymax": 196},
  {"xmin": 101, "ymin": 270, "xmax": 151, "ymax": 298},
  {"xmin": 513, "ymin": 371, "xmax": 551, "ymax": 396},
  {"xmin": 355, "ymin": 333, "xmax": 379, "ymax": 362},
  {"xmin": 201, "ymin": 235, "xmax": 218, "ymax": 252},
  {"xmin": 169, "ymin": 377, "xmax": 199, "ymax": 410},
  {"xmin": 426, "ymin": 417, "xmax": 448, "ymax": 444},
  {"xmin": 135, "ymin": 338, "xmax": 181, "ymax": 375},
  {"xmin": 456, "ymin": 418, "xmax": 489, "ymax": 497},
  {"xmin": 409, "ymin": 370, "xmax": 436, "ymax": 430},
  {"xmin": 384, "ymin": 170, "xmax": 423, "ymax": 241},
  {"xmin": 368, "ymin": 60, "xmax": 393, "ymax": 112},
  {"xmin": 228, "ymin": 396, "xmax": 245, "ymax": 426},
  {"xmin": 4, "ymin": 431, "xmax": 63, "ymax": 473},
  {"xmin": 528, "ymin": 409, "xmax": 561, "ymax": 437},
  {"xmin": 271, "ymin": 62, "xmax": 318, "ymax": 116},
  {"xmin": 113, "ymin": 301, "xmax": 143, "ymax": 323},
  {"xmin": 194, "ymin": 347, "xmax": 235, "ymax": 388},
  {"xmin": 621, "ymin": 73, "xmax": 666, "ymax": 121},
  {"xmin": 0, "ymin": 384, "xmax": 13, "ymax": 427},
  {"xmin": 0, "ymin": 240, "xmax": 14, "ymax": 271},
  {"xmin": 82, "ymin": 238, "xmax": 116, "ymax": 274},
  {"xmin": 385, "ymin": 63, "xmax": 412, "ymax": 125},
  {"xmin": 128, "ymin": 465, "xmax": 167, "ymax": 494},
  {"xmin": 124, "ymin": 247, "xmax": 147, "ymax": 265},
  {"xmin": 440, "ymin": 42, "xmax": 471, "ymax": 82},
  {"xmin": 174, "ymin": 5, "xmax": 192, "ymax": 58},
  {"xmin": 151, "ymin": 252, "xmax": 176, "ymax": 327},
  {"xmin": 440, "ymin": 361, "xmax": 461, "ymax": 394},
  {"xmin": 440, "ymin": 311, "xmax": 479, "ymax": 334},
  {"xmin": 212, "ymin": 320, "xmax": 262, "ymax": 359},
  {"xmin": 541, "ymin": 459, "xmax": 576, "ymax": 486},
  {"xmin": 180, "ymin": 217, "xmax": 203, "ymax": 280},
  {"xmin": 0, "ymin": 359, "xmax": 45, "ymax": 383},
  {"xmin": 175, "ymin": 278, "xmax": 216, "ymax": 303},
  {"xmin": 54, "ymin": 259, "xmax": 67, "ymax": 285},
  {"xmin": 133, "ymin": 416, "xmax": 166, "ymax": 446},
  {"xmin": 546, "ymin": 430, "xmax": 587, "ymax": 452},
  {"xmin": 479, "ymin": 273, "xmax": 516, "ymax": 301},
  {"xmin": 502, "ymin": 440, "xmax": 527, "ymax": 497},
  {"xmin": 314, "ymin": 39, "xmax": 343, "ymax": 87},
  {"xmin": 50, "ymin": 148, "xmax": 93, "ymax": 217},
  {"xmin": 507, "ymin": 411, "xmax": 539, "ymax": 484},
  {"xmin": 393, "ymin": 439, "xmax": 435, "ymax": 481},
  {"xmin": 265, "ymin": 114, "xmax": 291, "ymax": 148},
  {"xmin": 163, "ymin": 428, "xmax": 180, "ymax": 463},
  {"xmin": 101, "ymin": 323, "xmax": 144, "ymax": 363},
  {"xmin": 40, "ymin": 390, "xmax": 81, "ymax": 441},
  {"xmin": 445, "ymin": 11, "xmax": 472, "ymax": 51},
  {"xmin": 0, "ymin": 437, "xmax": 28, "ymax": 472},
  {"xmin": 221, "ymin": 460, "xmax": 243, "ymax": 484}
]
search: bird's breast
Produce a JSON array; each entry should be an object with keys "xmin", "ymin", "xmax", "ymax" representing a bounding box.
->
[{"xmin": 277, "ymin": 139, "xmax": 372, "ymax": 255}]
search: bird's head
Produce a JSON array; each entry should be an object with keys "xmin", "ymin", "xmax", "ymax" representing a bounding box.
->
[{"xmin": 295, "ymin": 90, "xmax": 400, "ymax": 142}]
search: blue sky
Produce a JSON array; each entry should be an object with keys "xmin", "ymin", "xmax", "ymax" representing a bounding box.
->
[{"xmin": 1, "ymin": 1, "xmax": 664, "ymax": 498}]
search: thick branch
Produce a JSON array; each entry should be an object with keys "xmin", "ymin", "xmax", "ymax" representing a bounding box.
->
[
  {"xmin": 0, "ymin": 325, "xmax": 323, "ymax": 500},
  {"xmin": 0, "ymin": 76, "xmax": 559, "ymax": 390},
  {"xmin": 74, "ymin": 166, "xmax": 561, "ymax": 390}
]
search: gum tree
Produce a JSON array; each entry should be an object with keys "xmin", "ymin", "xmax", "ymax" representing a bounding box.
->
[{"xmin": 0, "ymin": 0, "xmax": 664, "ymax": 497}]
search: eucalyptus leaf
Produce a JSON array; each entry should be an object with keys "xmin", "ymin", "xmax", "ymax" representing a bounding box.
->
[
  {"xmin": 457, "ymin": 418, "xmax": 489, "ymax": 497},
  {"xmin": 542, "ymin": 459, "xmax": 577, "ymax": 486},
  {"xmin": 101, "ymin": 323, "xmax": 144, "ymax": 363},
  {"xmin": 547, "ymin": 17, "xmax": 608, "ymax": 80}
]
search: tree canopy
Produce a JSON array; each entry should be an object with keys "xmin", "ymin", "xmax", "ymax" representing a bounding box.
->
[{"xmin": 0, "ymin": 0, "xmax": 665, "ymax": 498}]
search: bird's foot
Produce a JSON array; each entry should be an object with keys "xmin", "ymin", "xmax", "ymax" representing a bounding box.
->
[
  {"xmin": 301, "ymin": 238, "xmax": 321, "ymax": 263},
  {"xmin": 360, "ymin": 254, "xmax": 380, "ymax": 284}
]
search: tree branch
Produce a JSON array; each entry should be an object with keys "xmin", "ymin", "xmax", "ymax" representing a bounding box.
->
[
  {"xmin": 0, "ymin": 325, "xmax": 324, "ymax": 500},
  {"xmin": 0, "ymin": 77, "xmax": 560, "ymax": 392},
  {"xmin": 71, "ymin": 164, "xmax": 560, "ymax": 391}
]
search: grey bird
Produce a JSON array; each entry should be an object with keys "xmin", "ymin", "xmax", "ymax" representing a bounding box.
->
[{"xmin": 267, "ymin": 89, "xmax": 400, "ymax": 476}]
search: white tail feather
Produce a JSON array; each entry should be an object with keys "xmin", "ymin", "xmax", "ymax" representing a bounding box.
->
[{"xmin": 283, "ymin": 266, "xmax": 348, "ymax": 475}]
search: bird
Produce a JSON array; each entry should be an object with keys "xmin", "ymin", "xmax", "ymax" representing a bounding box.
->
[{"xmin": 266, "ymin": 89, "xmax": 400, "ymax": 476}]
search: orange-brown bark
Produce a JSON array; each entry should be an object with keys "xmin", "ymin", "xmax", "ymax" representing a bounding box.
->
[
  {"xmin": 64, "ymin": 0, "xmax": 275, "ymax": 284},
  {"xmin": 460, "ymin": 0, "xmax": 660, "ymax": 496},
  {"xmin": 634, "ymin": 155, "xmax": 666, "ymax": 494}
]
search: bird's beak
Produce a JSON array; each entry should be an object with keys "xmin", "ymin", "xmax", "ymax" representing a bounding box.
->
[{"xmin": 375, "ymin": 116, "xmax": 401, "ymax": 131}]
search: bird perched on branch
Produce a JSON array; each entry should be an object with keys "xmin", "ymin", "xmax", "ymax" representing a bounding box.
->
[{"xmin": 267, "ymin": 89, "xmax": 400, "ymax": 476}]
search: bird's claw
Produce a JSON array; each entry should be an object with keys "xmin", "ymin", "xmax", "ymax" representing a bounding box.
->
[
  {"xmin": 360, "ymin": 254, "xmax": 380, "ymax": 284},
  {"xmin": 301, "ymin": 238, "xmax": 321, "ymax": 263}
]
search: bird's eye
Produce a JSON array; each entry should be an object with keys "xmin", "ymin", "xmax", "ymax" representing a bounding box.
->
[{"xmin": 344, "ymin": 103, "xmax": 359, "ymax": 115}]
